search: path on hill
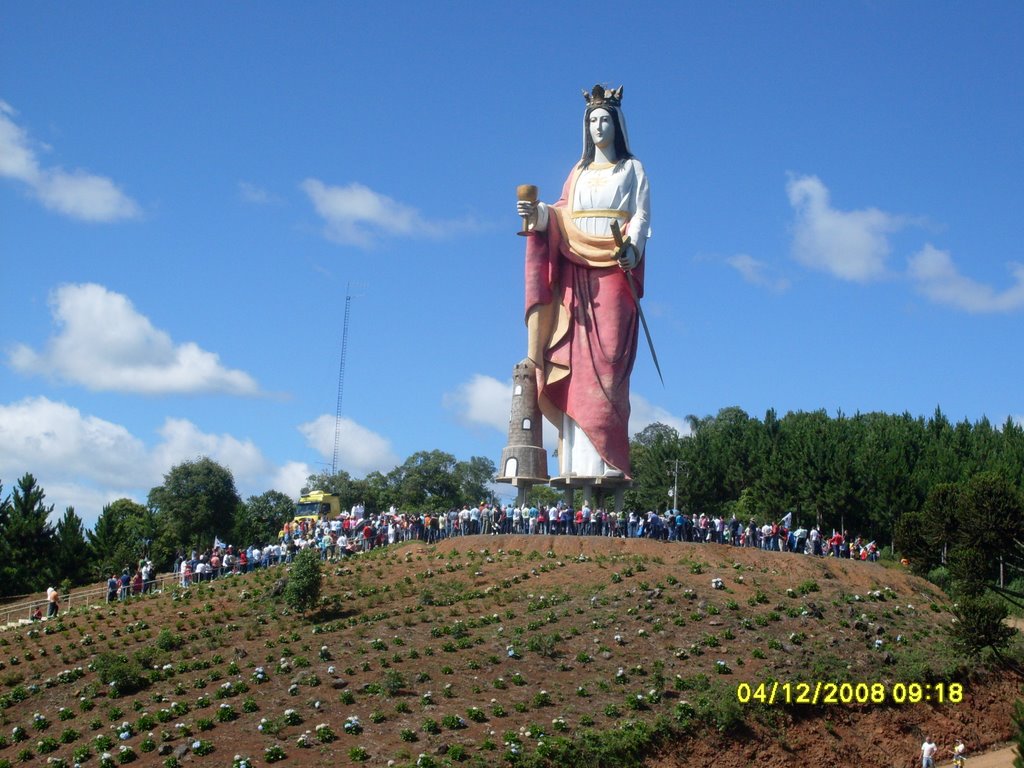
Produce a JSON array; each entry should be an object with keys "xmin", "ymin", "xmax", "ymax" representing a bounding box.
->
[{"xmin": 939, "ymin": 744, "xmax": 1016, "ymax": 768}]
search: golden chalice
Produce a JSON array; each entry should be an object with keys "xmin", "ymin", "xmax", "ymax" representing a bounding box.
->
[{"xmin": 516, "ymin": 184, "xmax": 538, "ymax": 236}]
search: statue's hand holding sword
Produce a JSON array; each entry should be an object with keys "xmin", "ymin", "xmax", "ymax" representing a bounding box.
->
[{"xmin": 611, "ymin": 220, "xmax": 664, "ymax": 387}]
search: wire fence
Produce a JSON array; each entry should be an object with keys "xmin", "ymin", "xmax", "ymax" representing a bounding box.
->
[
  {"xmin": 0, "ymin": 558, "xmax": 298, "ymax": 630},
  {"xmin": 0, "ymin": 572, "xmax": 181, "ymax": 630}
]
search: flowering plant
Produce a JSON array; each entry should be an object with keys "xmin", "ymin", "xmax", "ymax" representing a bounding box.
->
[
  {"xmin": 263, "ymin": 744, "xmax": 286, "ymax": 763},
  {"xmin": 314, "ymin": 723, "xmax": 336, "ymax": 743},
  {"xmin": 117, "ymin": 744, "xmax": 137, "ymax": 764}
]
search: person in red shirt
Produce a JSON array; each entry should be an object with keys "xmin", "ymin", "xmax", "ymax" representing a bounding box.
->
[{"xmin": 829, "ymin": 531, "xmax": 844, "ymax": 558}]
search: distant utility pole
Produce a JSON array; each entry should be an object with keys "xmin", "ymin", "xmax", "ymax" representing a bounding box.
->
[
  {"xmin": 666, "ymin": 459, "xmax": 687, "ymax": 512},
  {"xmin": 331, "ymin": 287, "xmax": 353, "ymax": 477}
]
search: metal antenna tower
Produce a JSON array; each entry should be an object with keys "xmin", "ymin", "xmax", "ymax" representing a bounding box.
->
[{"xmin": 331, "ymin": 286, "xmax": 353, "ymax": 476}]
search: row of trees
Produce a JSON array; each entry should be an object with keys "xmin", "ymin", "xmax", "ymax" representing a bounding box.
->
[
  {"xmin": 0, "ymin": 449, "xmax": 498, "ymax": 599},
  {"xmin": 625, "ymin": 406, "xmax": 1024, "ymax": 541},
  {"xmin": 300, "ymin": 450, "xmax": 496, "ymax": 515},
  {"xmin": 4, "ymin": 406, "xmax": 1022, "ymax": 600},
  {"xmin": 0, "ymin": 462, "xmax": 250, "ymax": 600},
  {"xmin": 0, "ymin": 474, "xmax": 93, "ymax": 598}
]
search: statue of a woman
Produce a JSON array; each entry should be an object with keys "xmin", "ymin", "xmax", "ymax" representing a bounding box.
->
[{"xmin": 517, "ymin": 85, "xmax": 650, "ymax": 481}]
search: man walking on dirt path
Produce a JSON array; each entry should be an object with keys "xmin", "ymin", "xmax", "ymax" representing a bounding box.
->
[{"xmin": 922, "ymin": 736, "xmax": 938, "ymax": 768}]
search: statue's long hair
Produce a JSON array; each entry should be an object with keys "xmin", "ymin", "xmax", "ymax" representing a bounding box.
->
[{"xmin": 580, "ymin": 105, "xmax": 632, "ymax": 169}]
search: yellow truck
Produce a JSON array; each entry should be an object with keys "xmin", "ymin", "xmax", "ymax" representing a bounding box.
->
[
  {"xmin": 295, "ymin": 490, "xmax": 342, "ymax": 519},
  {"xmin": 279, "ymin": 491, "xmax": 342, "ymax": 538}
]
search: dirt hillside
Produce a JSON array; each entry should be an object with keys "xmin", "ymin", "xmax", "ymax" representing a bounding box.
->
[{"xmin": 0, "ymin": 535, "xmax": 1018, "ymax": 767}]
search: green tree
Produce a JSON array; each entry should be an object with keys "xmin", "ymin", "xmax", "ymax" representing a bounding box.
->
[
  {"xmin": 705, "ymin": 407, "xmax": 767, "ymax": 505},
  {"xmin": 452, "ymin": 456, "xmax": 497, "ymax": 507},
  {"xmin": 53, "ymin": 507, "xmax": 94, "ymax": 588},
  {"xmin": 148, "ymin": 457, "xmax": 241, "ymax": 553},
  {"xmin": 284, "ymin": 547, "xmax": 322, "ymax": 613},
  {"xmin": 302, "ymin": 469, "xmax": 370, "ymax": 515},
  {"xmin": 388, "ymin": 450, "xmax": 461, "ymax": 510},
  {"xmin": 947, "ymin": 594, "xmax": 1017, "ymax": 661},
  {"xmin": 956, "ymin": 471, "xmax": 1024, "ymax": 584},
  {"xmin": 853, "ymin": 412, "xmax": 925, "ymax": 541},
  {"xmin": 997, "ymin": 417, "xmax": 1024, "ymax": 488},
  {"xmin": 527, "ymin": 484, "xmax": 562, "ymax": 509},
  {"xmin": 0, "ymin": 473, "xmax": 57, "ymax": 596},
  {"xmin": 919, "ymin": 482, "xmax": 963, "ymax": 566},
  {"xmin": 235, "ymin": 490, "xmax": 295, "ymax": 545},
  {"xmin": 0, "ymin": 480, "xmax": 12, "ymax": 585},
  {"xmin": 88, "ymin": 499, "xmax": 162, "ymax": 578},
  {"xmin": 748, "ymin": 409, "xmax": 797, "ymax": 522},
  {"xmin": 361, "ymin": 471, "xmax": 391, "ymax": 515},
  {"xmin": 893, "ymin": 510, "xmax": 936, "ymax": 576},
  {"xmin": 626, "ymin": 422, "xmax": 683, "ymax": 514}
]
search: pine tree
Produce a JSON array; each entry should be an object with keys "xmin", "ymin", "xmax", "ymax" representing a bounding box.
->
[
  {"xmin": 0, "ymin": 473, "xmax": 57, "ymax": 597},
  {"xmin": 54, "ymin": 507, "xmax": 94, "ymax": 588},
  {"xmin": 88, "ymin": 499, "xmax": 158, "ymax": 579},
  {"xmin": 0, "ymin": 480, "xmax": 11, "ymax": 582}
]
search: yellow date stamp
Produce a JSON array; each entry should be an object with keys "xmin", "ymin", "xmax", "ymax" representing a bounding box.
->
[{"xmin": 736, "ymin": 681, "xmax": 964, "ymax": 706}]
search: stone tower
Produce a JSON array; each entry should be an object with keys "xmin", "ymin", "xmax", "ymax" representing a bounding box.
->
[{"xmin": 496, "ymin": 358, "xmax": 549, "ymax": 501}]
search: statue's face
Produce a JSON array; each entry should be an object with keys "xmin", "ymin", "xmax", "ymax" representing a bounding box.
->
[{"xmin": 588, "ymin": 108, "xmax": 615, "ymax": 149}]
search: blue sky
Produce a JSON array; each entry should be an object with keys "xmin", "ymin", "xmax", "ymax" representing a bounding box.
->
[{"xmin": 2, "ymin": 2, "xmax": 1021, "ymax": 528}]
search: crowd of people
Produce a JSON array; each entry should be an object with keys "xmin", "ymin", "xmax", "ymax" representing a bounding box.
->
[
  {"xmin": 105, "ymin": 561, "xmax": 158, "ymax": 602},
  {"xmin": 171, "ymin": 502, "xmax": 881, "ymax": 576},
  {"xmin": 86, "ymin": 502, "xmax": 881, "ymax": 594}
]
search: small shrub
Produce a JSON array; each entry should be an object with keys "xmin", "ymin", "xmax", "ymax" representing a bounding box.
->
[
  {"xmin": 284, "ymin": 549, "xmax": 323, "ymax": 613},
  {"xmin": 155, "ymin": 629, "xmax": 183, "ymax": 652}
]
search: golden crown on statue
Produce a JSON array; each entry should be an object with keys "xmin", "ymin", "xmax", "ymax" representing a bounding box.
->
[{"xmin": 582, "ymin": 84, "xmax": 623, "ymax": 108}]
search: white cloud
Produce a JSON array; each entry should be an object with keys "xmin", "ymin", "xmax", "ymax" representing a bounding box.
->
[
  {"xmin": 0, "ymin": 100, "xmax": 140, "ymax": 222},
  {"xmin": 271, "ymin": 461, "xmax": 313, "ymax": 499},
  {"xmin": 238, "ymin": 181, "xmax": 279, "ymax": 205},
  {"xmin": 907, "ymin": 244, "xmax": 1024, "ymax": 314},
  {"xmin": 150, "ymin": 419, "xmax": 271, "ymax": 487},
  {"xmin": 301, "ymin": 178, "xmax": 475, "ymax": 247},
  {"xmin": 0, "ymin": 396, "xmax": 151, "ymax": 490},
  {"xmin": 297, "ymin": 413, "xmax": 399, "ymax": 476},
  {"xmin": 444, "ymin": 374, "xmax": 512, "ymax": 433},
  {"xmin": 9, "ymin": 283, "xmax": 261, "ymax": 395},
  {"xmin": 725, "ymin": 254, "xmax": 790, "ymax": 293},
  {"xmin": 629, "ymin": 394, "xmax": 692, "ymax": 438},
  {"xmin": 786, "ymin": 174, "xmax": 904, "ymax": 282},
  {"xmin": 0, "ymin": 396, "xmax": 308, "ymax": 528}
]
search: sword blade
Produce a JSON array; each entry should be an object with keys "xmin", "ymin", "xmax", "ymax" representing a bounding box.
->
[{"xmin": 611, "ymin": 221, "xmax": 665, "ymax": 387}]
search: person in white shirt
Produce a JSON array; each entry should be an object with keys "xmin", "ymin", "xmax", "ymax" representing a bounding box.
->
[{"xmin": 921, "ymin": 736, "xmax": 937, "ymax": 768}]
